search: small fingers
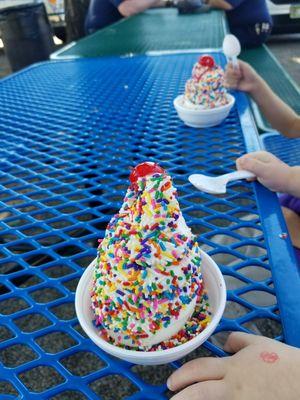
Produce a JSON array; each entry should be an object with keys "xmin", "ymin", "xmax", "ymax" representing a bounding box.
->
[
  {"xmin": 236, "ymin": 152, "xmax": 260, "ymax": 169},
  {"xmin": 240, "ymin": 158, "xmax": 264, "ymax": 176},
  {"xmin": 226, "ymin": 61, "xmax": 240, "ymax": 75},
  {"xmin": 224, "ymin": 79, "xmax": 238, "ymax": 90},
  {"xmin": 224, "ymin": 71, "xmax": 238, "ymax": 88},
  {"xmin": 237, "ymin": 151, "xmax": 275, "ymax": 166},
  {"xmin": 170, "ymin": 380, "xmax": 227, "ymax": 400},
  {"xmin": 225, "ymin": 62, "xmax": 242, "ymax": 88},
  {"xmin": 167, "ymin": 357, "xmax": 227, "ymax": 392},
  {"xmin": 236, "ymin": 153, "xmax": 269, "ymax": 177},
  {"xmin": 236, "ymin": 156, "xmax": 257, "ymax": 180}
]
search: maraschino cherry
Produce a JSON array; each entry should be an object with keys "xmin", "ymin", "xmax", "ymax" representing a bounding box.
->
[
  {"xmin": 129, "ymin": 162, "xmax": 165, "ymax": 190},
  {"xmin": 199, "ymin": 55, "xmax": 215, "ymax": 68}
]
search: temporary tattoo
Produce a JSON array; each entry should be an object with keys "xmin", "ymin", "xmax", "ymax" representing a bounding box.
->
[{"xmin": 260, "ymin": 351, "xmax": 279, "ymax": 364}]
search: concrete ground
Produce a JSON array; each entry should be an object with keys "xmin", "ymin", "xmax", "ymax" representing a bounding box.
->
[
  {"xmin": 0, "ymin": 33, "xmax": 299, "ymax": 399},
  {"xmin": 268, "ymin": 34, "xmax": 300, "ymax": 85},
  {"xmin": 0, "ymin": 49, "xmax": 10, "ymax": 78}
]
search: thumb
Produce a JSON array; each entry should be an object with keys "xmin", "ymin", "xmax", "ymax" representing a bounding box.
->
[
  {"xmin": 226, "ymin": 62, "xmax": 241, "ymax": 79},
  {"xmin": 236, "ymin": 156, "xmax": 266, "ymax": 177},
  {"xmin": 224, "ymin": 332, "xmax": 265, "ymax": 354},
  {"xmin": 226, "ymin": 61, "xmax": 234, "ymax": 72}
]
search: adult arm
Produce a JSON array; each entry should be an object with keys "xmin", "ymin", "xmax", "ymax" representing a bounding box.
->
[
  {"xmin": 117, "ymin": 0, "xmax": 165, "ymax": 17},
  {"xmin": 206, "ymin": 0, "xmax": 233, "ymax": 10}
]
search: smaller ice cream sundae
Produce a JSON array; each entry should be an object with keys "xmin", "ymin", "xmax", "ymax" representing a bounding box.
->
[
  {"xmin": 174, "ymin": 55, "xmax": 235, "ymax": 128},
  {"xmin": 184, "ymin": 55, "xmax": 229, "ymax": 109}
]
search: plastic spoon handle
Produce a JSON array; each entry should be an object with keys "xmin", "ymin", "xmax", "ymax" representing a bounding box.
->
[
  {"xmin": 222, "ymin": 170, "xmax": 256, "ymax": 183},
  {"xmin": 230, "ymin": 56, "xmax": 239, "ymax": 69}
]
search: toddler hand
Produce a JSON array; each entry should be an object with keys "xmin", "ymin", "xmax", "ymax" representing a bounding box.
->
[
  {"xmin": 236, "ymin": 151, "xmax": 292, "ymax": 193},
  {"xmin": 167, "ymin": 332, "xmax": 300, "ymax": 400},
  {"xmin": 224, "ymin": 60, "xmax": 261, "ymax": 94}
]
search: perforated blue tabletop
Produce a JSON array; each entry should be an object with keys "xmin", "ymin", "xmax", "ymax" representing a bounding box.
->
[
  {"xmin": 261, "ymin": 132, "xmax": 300, "ymax": 167},
  {"xmin": 0, "ymin": 53, "xmax": 299, "ymax": 400}
]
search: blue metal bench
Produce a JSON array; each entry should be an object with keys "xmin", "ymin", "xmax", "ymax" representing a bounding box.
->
[{"xmin": 261, "ymin": 131, "xmax": 300, "ymax": 166}]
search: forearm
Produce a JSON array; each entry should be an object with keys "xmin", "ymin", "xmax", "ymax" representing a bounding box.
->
[
  {"xmin": 118, "ymin": 0, "xmax": 164, "ymax": 17},
  {"xmin": 208, "ymin": 0, "xmax": 233, "ymax": 10},
  {"xmin": 251, "ymin": 78, "xmax": 300, "ymax": 138},
  {"xmin": 287, "ymin": 166, "xmax": 300, "ymax": 198}
]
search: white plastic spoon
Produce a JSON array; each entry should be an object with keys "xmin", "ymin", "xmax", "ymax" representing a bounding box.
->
[
  {"xmin": 222, "ymin": 34, "xmax": 241, "ymax": 69},
  {"xmin": 188, "ymin": 170, "xmax": 255, "ymax": 194}
]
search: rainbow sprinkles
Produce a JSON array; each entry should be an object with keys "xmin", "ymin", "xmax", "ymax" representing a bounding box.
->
[
  {"xmin": 184, "ymin": 55, "xmax": 229, "ymax": 109},
  {"xmin": 91, "ymin": 163, "xmax": 211, "ymax": 351}
]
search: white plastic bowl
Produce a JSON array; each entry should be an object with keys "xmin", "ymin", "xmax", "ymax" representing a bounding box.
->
[
  {"xmin": 75, "ymin": 250, "xmax": 226, "ymax": 365},
  {"xmin": 174, "ymin": 94, "xmax": 235, "ymax": 128}
]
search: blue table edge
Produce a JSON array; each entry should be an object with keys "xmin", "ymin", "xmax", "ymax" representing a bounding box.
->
[{"xmin": 238, "ymin": 92, "xmax": 300, "ymax": 347}]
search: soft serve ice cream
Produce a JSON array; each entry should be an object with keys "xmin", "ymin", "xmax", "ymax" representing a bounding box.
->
[
  {"xmin": 91, "ymin": 162, "xmax": 205, "ymax": 349},
  {"xmin": 184, "ymin": 55, "xmax": 228, "ymax": 109}
]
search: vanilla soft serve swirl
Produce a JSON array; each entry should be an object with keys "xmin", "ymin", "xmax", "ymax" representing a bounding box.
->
[{"xmin": 91, "ymin": 171, "xmax": 203, "ymax": 348}]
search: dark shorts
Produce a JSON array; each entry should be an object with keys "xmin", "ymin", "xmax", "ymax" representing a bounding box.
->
[
  {"xmin": 229, "ymin": 22, "xmax": 272, "ymax": 47},
  {"xmin": 279, "ymin": 194, "xmax": 300, "ymax": 265},
  {"xmin": 85, "ymin": 0, "xmax": 123, "ymax": 34}
]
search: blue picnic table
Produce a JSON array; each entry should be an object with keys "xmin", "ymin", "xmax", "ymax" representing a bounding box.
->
[{"xmin": 0, "ymin": 52, "xmax": 299, "ymax": 399}]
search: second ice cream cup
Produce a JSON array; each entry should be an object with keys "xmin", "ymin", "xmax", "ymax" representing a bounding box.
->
[
  {"xmin": 174, "ymin": 93, "xmax": 235, "ymax": 128},
  {"xmin": 75, "ymin": 249, "xmax": 226, "ymax": 365}
]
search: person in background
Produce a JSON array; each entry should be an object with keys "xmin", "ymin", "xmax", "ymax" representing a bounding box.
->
[
  {"xmin": 205, "ymin": 0, "xmax": 272, "ymax": 47},
  {"xmin": 64, "ymin": 0, "xmax": 90, "ymax": 41},
  {"xmin": 85, "ymin": 0, "xmax": 172, "ymax": 34}
]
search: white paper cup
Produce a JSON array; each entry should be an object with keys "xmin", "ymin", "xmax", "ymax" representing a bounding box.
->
[
  {"xmin": 75, "ymin": 250, "xmax": 226, "ymax": 365},
  {"xmin": 173, "ymin": 94, "xmax": 235, "ymax": 128}
]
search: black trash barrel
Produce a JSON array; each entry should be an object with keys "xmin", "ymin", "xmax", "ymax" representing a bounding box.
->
[{"xmin": 0, "ymin": 2, "xmax": 55, "ymax": 72}]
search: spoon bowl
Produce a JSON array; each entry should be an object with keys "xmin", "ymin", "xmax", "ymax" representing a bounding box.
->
[
  {"xmin": 223, "ymin": 34, "xmax": 241, "ymax": 58},
  {"xmin": 222, "ymin": 34, "xmax": 241, "ymax": 68},
  {"xmin": 189, "ymin": 170, "xmax": 255, "ymax": 194}
]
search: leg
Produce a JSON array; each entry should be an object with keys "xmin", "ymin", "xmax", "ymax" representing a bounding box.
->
[
  {"xmin": 281, "ymin": 206, "xmax": 300, "ymax": 249},
  {"xmin": 229, "ymin": 23, "xmax": 272, "ymax": 48}
]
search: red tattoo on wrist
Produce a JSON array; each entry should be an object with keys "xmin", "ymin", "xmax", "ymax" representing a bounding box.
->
[{"xmin": 260, "ymin": 351, "xmax": 279, "ymax": 363}]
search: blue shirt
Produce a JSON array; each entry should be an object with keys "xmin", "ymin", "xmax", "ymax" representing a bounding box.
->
[
  {"xmin": 226, "ymin": 0, "xmax": 272, "ymax": 27},
  {"xmin": 226, "ymin": 0, "xmax": 272, "ymax": 46},
  {"xmin": 85, "ymin": 0, "xmax": 125, "ymax": 34}
]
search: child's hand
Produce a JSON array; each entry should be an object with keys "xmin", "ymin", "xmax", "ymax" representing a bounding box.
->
[
  {"xmin": 236, "ymin": 151, "xmax": 292, "ymax": 193},
  {"xmin": 224, "ymin": 60, "xmax": 261, "ymax": 94},
  {"xmin": 167, "ymin": 332, "xmax": 300, "ymax": 400}
]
